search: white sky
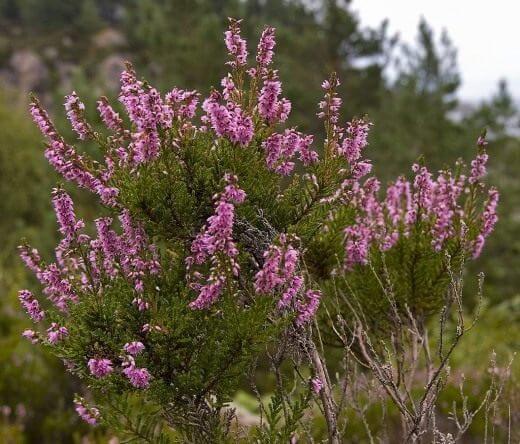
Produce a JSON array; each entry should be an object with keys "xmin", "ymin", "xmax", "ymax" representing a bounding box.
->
[{"xmin": 353, "ymin": 0, "xmax": 520, "ymax": 102}]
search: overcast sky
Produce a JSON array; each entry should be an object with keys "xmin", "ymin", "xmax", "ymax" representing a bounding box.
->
[{"xmin": 353, "ymin": 0, "xmax": 520, "ymax": 102}]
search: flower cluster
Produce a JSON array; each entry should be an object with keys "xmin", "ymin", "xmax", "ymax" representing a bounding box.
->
[
  {"xmin": 187, "ymin": 175, "xmax": 246, "ymax": 309},
  {"xmin": 256, "ymin": 26, "xmax": 276, "ymax": 74},
  {"xmin": 469, "ymin": 151, "xmax": 488, "ymax": 184},
  {"xmin": 254, "ymin": 234, "xmax": 302, "ymax": 306},
  {"xmin": 74, "ymin": 397, "xmax": 100, "ymax": 426},
  {"xmin": 124, "ymin": 341, "xmax": 145, "ymax": 355},
  {"xmin": 262, "ymin": 129, "xmax": 318, "ymax": 175},
  {"xmin": 64, "ymin": 91, "xmax": 92, "ymax": 140},
  {"xmin": 19, "ymin": 189, "xmax": 160, "ymax": 318},
  {"xmin": 122, "ymin": 356, "xmax": 151, "ymax": 388},
  {"xmin": 86, "ymin": 351, "xmax": 151, "ymax": 389},
  {"xmin": 165, "ymin": 88, "xmax": 200, "ymax": 124},
  {"xmin": 30, "ymin": 98, "xmax": 119, "ymax": 206},
  {"xmin": 18, "ymin": 290, "xmax": 45, "ymax": 322},
  {"xmin": 22, "ymin": 329, "xmax": 39, "ymax": 344},
  {"xmin": 473, "ymin": 187, "xmax": 499, "ymax": 258},
  {"xmin": 97, "ymin": 96, "xmax": 124, "ymax": 133},
  {"xmin": 224, "ymin": 18, "xmax": 248, "ymax": 68},
  {"xmin": 258, "ymin": 74, "xmax": 291, "ymax": 125},
  {"xmin": 340, "ymin": 136, "xmax": 498, "ymax": 269},
  {"xmin": 47, "ymin": 323, "xmax": 69, "ymax": 344},
  {"xmin": 296, "ymin": 289, "xmax": 322, "ymax": 326},
  {"xmin": 339, "ymin": 118, "xmax": 372, "ymax": 179},
  {"xmin": 52, "ymin": 188, "xmax": 85, "ymax": 246},
  {"xmin": 254, "ymin": 235, "xmax": 322, "ymax": 325},
  {"xmin": 311, "ymin": 376, "xmax": 324, "ymax": 394},
  {"xmin": 202, "ymin": 91, "xmax": 254, "ymax": 146},
  {"xmin": 88, "ymin": 358, "xmax": 114, "ymax": 378},
  {"xmin": 119, "ymin": 66, "xmax": 171, "ymax": 164}
]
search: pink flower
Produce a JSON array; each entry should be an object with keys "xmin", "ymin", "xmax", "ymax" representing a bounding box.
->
[
  {"xmin": 64, "ymin": 91, "xmax": 92, "ymax": 140},
  {"xmin": 224, "ymin": 18, "xmax": 248, "ymax": 67},
  {"xmin": 258, "ymin": 77, "xmax": 282, "ymax": 123},
  {"xmin": 122, "ymin": 356, "xmax": 151, "ymax": 388},
  {"xmin": 256, "ymin": 26, "xmax": 276, "ymax": 73},
  {"xmin": 29, "ymin": 98, "xmax": 59, "ymax": 141},
  {"xmin": 187, "ymin": 176, "xmax": 246, "ymax": 310},
  {"xmin": 124, "ymin": 341, "xmax": 145, "ymax": 356},
  {"xmin": 18, "ymin": 245, "xmax": 42, "ymax": 276},
  {"xmin": 311, "ymin": 376, "xmax": 324, "ymax": 394},
  {"xmin": 22, "ymin": 329, "xmax": 39, "ymax": 344},
  {"xmin": 202, "ymin": 93, "xmax": 253, "ymax": 146},
  {"xmin": 262, "ymin": 129, "xmax": 317, "ymax": 175},
  {"xmin": 344, "ymin": 224, "xmax": 372, "ymax": 270},
  {"xmin": 88, "ymin": 358, "xmax": 114, "ymax": 378},
  {"xmin": 97, "ymin": 96, "xmax": 123, "ymax": 133},
  {"xmin": 47, "ymin": 323, "xmax": 69, "ymax": 344},
  {"xmin": 189, "ymin": 275, "xmax": 226, "ymax": 310},
  {"xmin": 469, "ymin": 152, "xmax": 489, "ymax": 184},
  {"xmin": 473, "ymin": 187, "xmax": 499, "ymax": 258},
  {"xmin": 18, "ymin": 290, "xmax": 45, "ymax": 322},
  {"xmin": 132, "ymin": 297, "xmax": 150, "ymax": 311},
  {"xmin": 165, "ymin": 88, "xmax": 200, "ymax": 121},
  {"xmin": 254, "ymin": 235, "xmax": 310, "ymax": 314},
  {"xmin": 296, "ymin": 289, "xmax": 322, "ymax": 326},
  {"xmin": 339, "ymin": 118, "xmax": 371, "ymax": 163},
  {"xmin": 74, "ymin": 397, "xmax": 100, "ymax": 426},
  {"xmin": 52, "ymin": 188, "xmax": 85, "ymax": 243}
]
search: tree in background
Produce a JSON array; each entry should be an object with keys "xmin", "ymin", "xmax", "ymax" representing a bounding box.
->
[{"xmin": 369, "ymin": 19, "xmax": 465, "ymax": 181}]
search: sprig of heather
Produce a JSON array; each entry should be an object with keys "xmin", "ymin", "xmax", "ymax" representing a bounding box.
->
[
  {"xmin": 47, "ymin": 323, "xmax": 68, "ymax": 344},
  {"xmin": 122, "ymin": 356, "xmax": 151, "ymax": 388},
  {"xmin": 262, "ymin": 129, "xmax": 318, "ymax": 175},
  {"xmin": 52, "ymin": 188, "xmax": 85, "ymax": 244},
  {"xmin": 202, "ymin": 90, "xmax": 254, "ymax": 146},
  {"xmin": 97, "ymin": 96, "xmax": 124, "ymax": 133},
  {"xmin": 256, "ymin": 26, "xmax": 276, "ymax": 74},
  {"xmin": 187, "ymin": 175, "xmax": 246, "ymax": 310},
  {"xmin": 258, "ymin": 72, "xmax": 292, "ymax": 125},
  {"xmin": 74, "ymin": 397, "xmax": 101, "ymax": 426},
  {"xmin": 18, "ymin": 290, "xmax": 45, "ymax": 322},
  {"xmin": 318, "ymin": 74, "xmax": 342, "ymax": 157},
  {"xmin": 341, "ymin": 145, "xmax": 498, "ymax": 269},
  {"xmin": 254, "ymin": 234, "xmax": 322, "ymax": 325},
  {"xmin": 473, "ymin": 187, "xmax": 499, "ymax": 258},
  {"xmin": 224, "ymin": 18, "xmax": 248, "ymax": 68},
  {"xmin": 64, "ymin": 91, "xmax": 93, "ymax": 140}
]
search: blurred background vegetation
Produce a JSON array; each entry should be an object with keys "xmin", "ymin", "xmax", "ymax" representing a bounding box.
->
[{"xmin": 0, "ymin": 0, "xmax": 518, "ymax": 442}]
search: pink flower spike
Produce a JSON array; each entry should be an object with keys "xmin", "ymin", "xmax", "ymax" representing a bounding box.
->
[
  {"xmin": 256, "ymin": 26, "xmax": 276, "ymax": 73},
  {"xmin": 224, "ymin": 18, "xmax": 248, "ymax": 68},
  {"xmin": 296, "ymin": 289, "xmax": 322, "ymax": 326},
  {"xmin": 18, "ymin": 290, "xmax": 45, "ymax": 322},
  {"xmin": 97, "ymin": 96, "xmax": 124, "ymax": 133},
  {"xmin": 74, "ymin": 397, "xmax": 100, "ymax": 426},
  {"xmin": 64, "ymin": 91, "xmax": 92, "ymax": 140}
]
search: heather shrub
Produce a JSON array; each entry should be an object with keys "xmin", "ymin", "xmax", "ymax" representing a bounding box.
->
[{"xmin": 18, "ymin": 19, "xmax": 500, "ymax": 442}]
